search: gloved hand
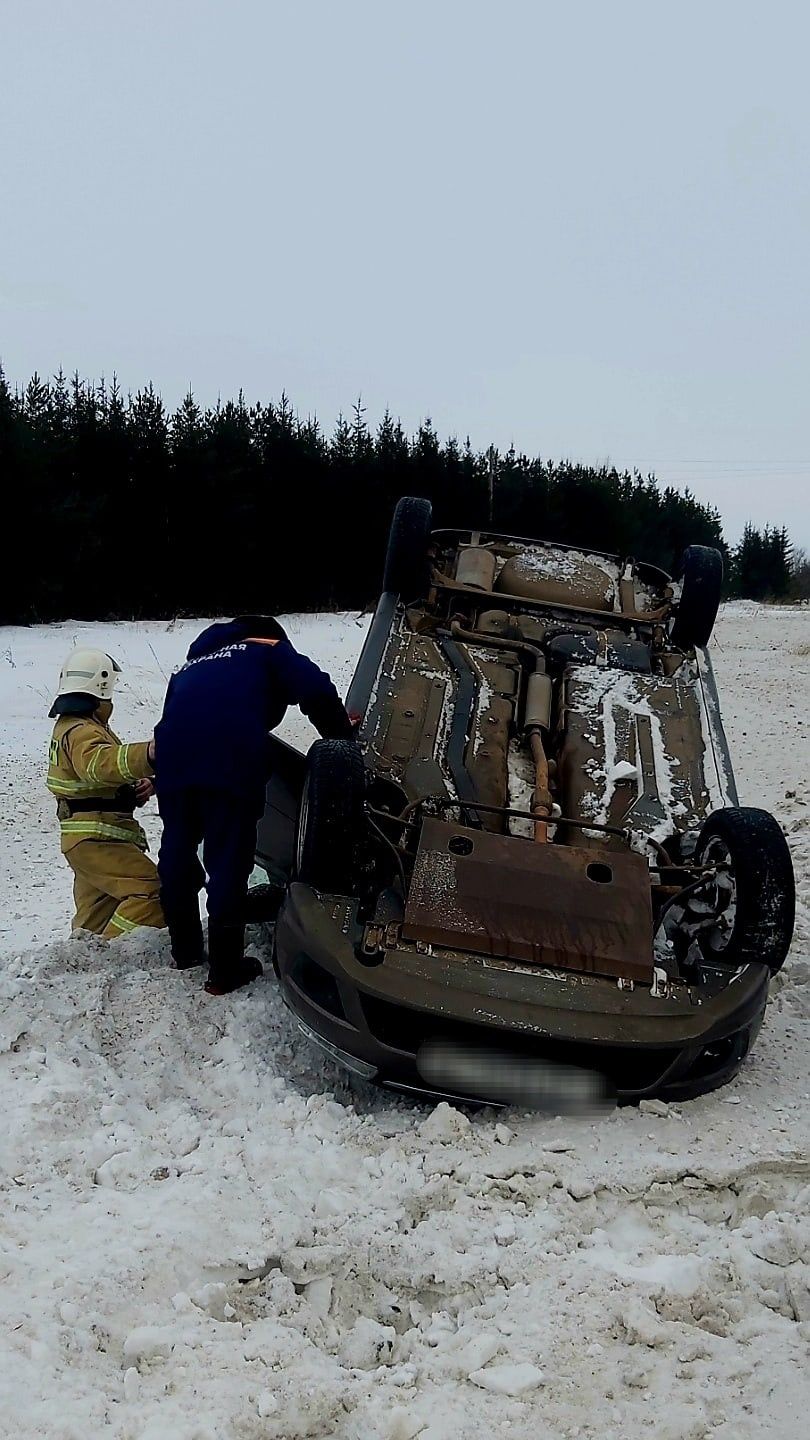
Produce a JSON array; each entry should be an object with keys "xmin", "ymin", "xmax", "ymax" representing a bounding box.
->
[{"xmin": 134, "ymin": 778, "xmax": 155, "ymax": 807}]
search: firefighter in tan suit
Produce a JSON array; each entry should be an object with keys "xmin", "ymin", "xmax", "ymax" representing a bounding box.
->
[{"xmin": 47, "ymin": 648, "xmax": 165, "ymax": 937}]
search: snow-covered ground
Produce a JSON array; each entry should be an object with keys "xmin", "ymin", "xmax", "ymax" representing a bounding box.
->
[{"xmin": 0, "ymin": 603, "xmax": 808, "ymax": 1439}]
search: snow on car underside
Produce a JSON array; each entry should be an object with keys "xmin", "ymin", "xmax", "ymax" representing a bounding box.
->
[
  {"xmin": 361, "ymin": 557, "xmax": 733, "ymax": 861},
  {"xmin": 266, "ymin": 503, "xmax": 794, "ymax": 1104},
  {"xmin": 347, "ymin": 527, "xmax": 749, "ymax": 990}
]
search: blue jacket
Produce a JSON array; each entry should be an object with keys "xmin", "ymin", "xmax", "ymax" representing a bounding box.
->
[{"xmin": 154, "ymin": 620, "xmax": 352, "ymax": 796}]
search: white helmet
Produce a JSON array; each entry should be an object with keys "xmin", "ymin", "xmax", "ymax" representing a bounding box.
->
[{"xmin": 56, "ymin": 647, "xmax": 121, "ymax": 701}]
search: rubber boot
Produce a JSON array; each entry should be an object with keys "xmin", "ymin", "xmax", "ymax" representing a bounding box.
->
[
  {"xmin": 205, "ymin": 921, "xmax": 263, "ymax": 996},
  {"xmin": 163, "ymin": 900, "xmax": 206, "ymax": 970}
]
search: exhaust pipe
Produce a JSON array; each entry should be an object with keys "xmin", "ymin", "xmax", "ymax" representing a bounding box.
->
[{"xmin": 448, "ymin": 618, "xmax": 554, "ymax": 842}]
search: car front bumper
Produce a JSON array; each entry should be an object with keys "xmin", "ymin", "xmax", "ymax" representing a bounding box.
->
[{"xmin": 274, "ymin": 883, "xmax": 770, "ymax": 1103}]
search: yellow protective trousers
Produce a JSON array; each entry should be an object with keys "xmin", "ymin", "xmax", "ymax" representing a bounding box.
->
[{"xmin": 67, "ymin": 839, "xmax": 165, "ymax": 938}]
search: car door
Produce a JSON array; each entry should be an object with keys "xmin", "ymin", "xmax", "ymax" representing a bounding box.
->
[{"xmin": 255, "ymin": 735, "xmax": 307, "ymax": 884}]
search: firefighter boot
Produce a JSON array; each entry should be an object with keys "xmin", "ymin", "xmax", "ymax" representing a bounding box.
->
[{"xmin": 205, "ymin": 921, "xmax": 263, "ymax": 996}]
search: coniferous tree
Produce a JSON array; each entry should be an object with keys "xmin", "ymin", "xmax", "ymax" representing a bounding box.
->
[
  {"xmin": 0, "ymin": 362, "xmax": 15, "ymax": 465},
  {"xmin": 731, "ymin": 523, "xmax": 792, "ymax": 600},
  {"xmin": 1, "ymin": 366, "xmax": 796, "ymax": 622},
  {"xmin": 788, "ymin": 548, "xmax": 810, "ymax": 601}
]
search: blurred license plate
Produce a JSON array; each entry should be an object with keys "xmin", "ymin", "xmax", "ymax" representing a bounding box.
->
[{"xmin": 416, "ymin": 1038, "xmax": 614, "ymax": 1114}]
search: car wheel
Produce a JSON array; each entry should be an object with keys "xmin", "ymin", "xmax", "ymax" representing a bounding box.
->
[
  {"xmin": 243, "ymin": 882, "xmax": 285, "ymax": 924},
  {"xmin": 692, "ymin": 808, "xmax": 795, "ymax": 974},
  {"xmin": 382, "ymin": 496, "xmax": 433, "ymax": 598},
  {"xmin": 670, "ymin": 544, "xmax": 724, "ymax": 649},
  {"xmin": 295, "ymin": 739, "xmax": 367, "ymax": 894}
]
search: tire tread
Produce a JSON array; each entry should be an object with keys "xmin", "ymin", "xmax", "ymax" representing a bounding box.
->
[
  {"xmin": 697, "ymin": 806, "xmax": 795, "ymax": 973},
  {"xmin": 296, "ymin": 739, "xmax": 366, "ymax": 893},
  {"xmin": 382, "ymin": 496, "xmax": 433, "ymax": 596}
]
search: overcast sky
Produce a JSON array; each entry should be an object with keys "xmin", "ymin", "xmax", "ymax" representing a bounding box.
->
[{"xmin": 2, "ymin": 0, "xmax": 808, "ymax": 547}]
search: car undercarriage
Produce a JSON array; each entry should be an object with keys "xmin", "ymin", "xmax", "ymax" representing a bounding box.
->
[{"xmin": 256, "ymin": 500, "xmax": 795, "ymax": 1105}]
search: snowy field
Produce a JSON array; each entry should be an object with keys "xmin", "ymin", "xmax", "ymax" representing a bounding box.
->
[{"xmin": 0, "ymin": 603, "xmax": 809, "ymax": 1439}]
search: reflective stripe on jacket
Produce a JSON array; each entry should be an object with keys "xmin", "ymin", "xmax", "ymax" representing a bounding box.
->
[{"xmin": 47, "ymin": 714, "xmax": 153, "ymax": 853}]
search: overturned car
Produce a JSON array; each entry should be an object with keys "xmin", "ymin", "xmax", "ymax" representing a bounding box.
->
[{"xmin": 256, "ymin": 499, "xmax": 795, "ymax": 1104}]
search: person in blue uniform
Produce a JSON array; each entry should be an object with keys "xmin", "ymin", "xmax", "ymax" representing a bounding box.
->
[{"xmin": 154, "ymin": 615, "xmax": 354, "ymax": 994}]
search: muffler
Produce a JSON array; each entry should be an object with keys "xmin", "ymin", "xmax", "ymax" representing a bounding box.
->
[{"xmin": 456, "ymin": 545, "xmax": 497, "ymax": 591}]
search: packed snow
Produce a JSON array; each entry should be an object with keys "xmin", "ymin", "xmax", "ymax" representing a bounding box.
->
[{"xmin": 1, "ymin": 604, "xmax": 809, "ymax": 1438}]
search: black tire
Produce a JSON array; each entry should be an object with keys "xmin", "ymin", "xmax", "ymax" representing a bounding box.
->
[
  {"xmin": 670, "ymin": 545, "xmax": 724, "ymax": 649},
  {"xmin": 295, "ymin": 739, "xmax": 367, "ymax": 894},
  {"xmin": 694, "ymin": 807, "xmax": 795, "ymax": 974},
  {"xmin": 382, "ymin": 496, "xmax": 433, "ymax": 598},
  {"xmin": 243, "ymin": 882, "xmax": 285, "ymax": 924}
]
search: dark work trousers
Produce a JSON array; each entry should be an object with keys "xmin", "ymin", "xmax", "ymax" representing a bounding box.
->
[{"xmin": 157, "ymin": 786, "xmax": 264, "ymax": 931}]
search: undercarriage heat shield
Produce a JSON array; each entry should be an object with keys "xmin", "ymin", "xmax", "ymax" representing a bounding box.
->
[{"xmin": 402, "ymin": 818, "xmax": 654, "ymax": 982}]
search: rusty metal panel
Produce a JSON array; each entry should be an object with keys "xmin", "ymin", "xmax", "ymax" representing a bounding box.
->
[{"xmin": 402, "ymin": 818, "xmax": 653, "ymax": 981}]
